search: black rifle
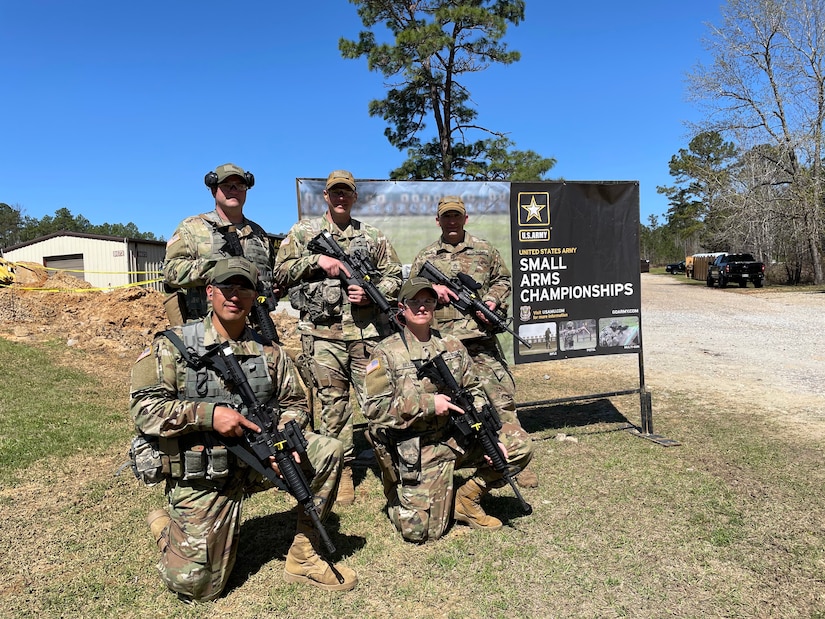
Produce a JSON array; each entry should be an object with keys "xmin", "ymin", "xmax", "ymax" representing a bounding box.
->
[
  {"xmin": 417, "ymin": 352, "xmax": 533, "ymax": 515},
  {"xmin": 201, "ymin": 343, "xmax": 340, "ymax": 561},
  {"xmin": 306, "ymin": 230, "xmax": 400, "ymax": 330},
  {"xmin": 417, "ymin": 261, "xmax": 531, "ymax": 348},
  {"xmin": 221, "ymin": 226, "xmax": 280, "ymax": 344}
]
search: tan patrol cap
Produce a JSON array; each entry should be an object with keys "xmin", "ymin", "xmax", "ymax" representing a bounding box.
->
[
  {"xmin": 210, "ymin": 257, "xmax": 259, "ymax": 289},
  {"xmin": 214, "ymin": 163, "xmax": 247, "ymax": 183},
  {"xmin": 325, "ymin": 170, "xmax": 356, "ymax": 191},
  {"xmin": 437, "ymin": 195, "xmax": 466, "ymax": 217},
  {"xmin": 399, "ymin": 276, "xmax": 436, "ymax": 301}
]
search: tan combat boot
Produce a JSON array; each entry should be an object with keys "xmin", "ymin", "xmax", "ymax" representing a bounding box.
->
[
  {"xmin": 454, "ymin": 478, "xmax": 503, "ymax": 530},
  {"xmin": 146, "ymin": 508, "xmax": 170, "ymax": 549},
  {"xmin": 284, "ymin": 515, "xmax": 358, "ymax": 591},
  {"xmin": 335, "ymin": 465, "xmax": 355, "ymax": 507}
]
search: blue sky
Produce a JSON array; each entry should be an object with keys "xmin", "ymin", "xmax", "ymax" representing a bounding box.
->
[{"xmin": 1, "ymin": 1, "xmax": 721, "ymax": 239}]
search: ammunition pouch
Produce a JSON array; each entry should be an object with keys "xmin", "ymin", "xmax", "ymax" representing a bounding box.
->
[
  {"xmin": 368, "ymin": 434, "xmax": 399, "ymax": 485},
  {"xmin": 128, "ymin": 434, "xmax": 233, "ymax": 486},
  {"xmin": 129, "ymin": 433, "xmax": 166, "ymax": 487},
  {"xmin": 163, "ymin": 290, "xmax": 188, "ymax": 327},
  {"xmin": 395, "ymin": 436, "xmax": 422, "ymax": 484},
  {"xmin": 288, "ymin": 278, "xmax": 342, "ymax": 322}
]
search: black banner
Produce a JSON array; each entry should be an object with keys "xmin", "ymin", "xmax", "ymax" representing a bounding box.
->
[{"xmin": 510, "ymin": 182, "xmax": 641, "ymax": 363}]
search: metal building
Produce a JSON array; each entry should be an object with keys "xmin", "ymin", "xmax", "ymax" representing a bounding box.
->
[{"xmin": 1, "ymin": 231, "xmax": 166, "ymax": 292}]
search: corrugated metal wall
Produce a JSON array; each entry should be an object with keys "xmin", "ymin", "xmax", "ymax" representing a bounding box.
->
[{"xmin": 3, "ymin": 234, "xmax": 166, "ymax": 291}]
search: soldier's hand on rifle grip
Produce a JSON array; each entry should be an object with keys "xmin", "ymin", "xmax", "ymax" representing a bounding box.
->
[
  {"xmin": 475, "ymin": 301, "xmax": 498, "ymax": 325},
  {"xmin": 318, "ymin": 255, "xmax": 351, "ymax": 279},
  {"xmin": 432, "ymin": 284, "xmax": 456, "ymax": 305},
  {"xmin": 213, "ymin": 405, "xmax": 261, "ymax": 437},
  {"xmin": 484, "ymin": 441, "xmax": 508, "ymax": 467},
  {"xmin": 267, "ymin": 452, "xmax": 302, "ymax": 476},
  {"xmin": 347, "ymin": 284, "xmax": 370, "ymax": 306},
  {"xmin": 434, "ymin": 394, "xmax": 464, "ymax": 417}
]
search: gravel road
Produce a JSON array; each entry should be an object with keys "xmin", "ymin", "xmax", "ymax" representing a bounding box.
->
[{"xmin": 638, "ymin": 274, "xmax": 825, "ymax": 420}]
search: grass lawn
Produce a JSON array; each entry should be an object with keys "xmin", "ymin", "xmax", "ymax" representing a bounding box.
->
[{"xmin": 1, "ymin": 336, "xmax": 825, "ymax": 618}]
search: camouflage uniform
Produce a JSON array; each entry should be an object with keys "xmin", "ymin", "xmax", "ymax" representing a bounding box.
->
[
  {"xmin": 410, "ymin": 233, "xmax": 522, "ymax": 427},
  {"xmin": 130, "ymin": 314, "xmax": 341, "ymax": 601},
  {"xmin": 274, "ymin": 216, "xmax": 402, "ymax": 461},
  {"xmin": 363, "ymin": 327, "xmax": 533, "ymax": 543},
  {"xmin": 163, "ymin": 210, "xmax": 275, "ymax": 320}
]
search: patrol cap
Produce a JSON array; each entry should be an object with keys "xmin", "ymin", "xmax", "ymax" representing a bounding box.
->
[
  {"xmin": 399, "ymin": 276, "xmax": 436, "ymax": 301},
  {"xmin": 437, "ymin": 195, "xmax": 466, "ymax": 217},
  {"xmin": 325, "ymin": 169, "xmax": 356, "ymax": 191},
  {"xmin": 210, "ymin": 257, "xmax": 259, "ymax": 289},
  {"xmin": 214, "ymin": 163, "xmax": 247, "ymax": 183}
]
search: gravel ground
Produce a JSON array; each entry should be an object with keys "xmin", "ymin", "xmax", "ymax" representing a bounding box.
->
[{"xmin": 638, "ymin": 274, "xmax": 825, "ymax": 420}]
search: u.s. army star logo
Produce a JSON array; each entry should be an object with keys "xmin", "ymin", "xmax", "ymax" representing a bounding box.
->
[{"xmin": 518, "ymin": 192, "xmax": 549, "ymax": 227}]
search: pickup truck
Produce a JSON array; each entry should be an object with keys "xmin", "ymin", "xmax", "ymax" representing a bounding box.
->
[
  {"xmin": 665, "ymin": 260, "xmax": 686, "ymax": 274},
  {"xmin": 706, "ymin": 253, "xmax": 765, "ymax": 288}
]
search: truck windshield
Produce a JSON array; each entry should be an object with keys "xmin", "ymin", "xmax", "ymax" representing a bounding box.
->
[{"xmin": 728, "ymin": 254, "xmax": 755, "ymax": 261}]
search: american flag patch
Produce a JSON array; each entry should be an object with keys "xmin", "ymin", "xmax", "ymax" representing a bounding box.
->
[
  {"xmin": 365, "ymin": 358, "xmax": 380, "ymax": 375},
  {"xmin": 136, "ymin": 346, "xmax": 152, "ymax": 362}
]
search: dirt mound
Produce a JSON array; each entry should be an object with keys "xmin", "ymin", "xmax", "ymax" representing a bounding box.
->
[{"xmin": 0, "ymin": 284, "xmax": 301, "ymax": 368}]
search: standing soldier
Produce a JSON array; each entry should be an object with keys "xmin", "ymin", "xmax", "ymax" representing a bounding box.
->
[
  {"xmin": 274, "ymin": 170, "xmax": 402, "ymax": 506},
  {"xmin": 131, "ymin": 257, "xmax": 357, "ymax": 602},
  {"xmin": 410, "ymin": 195, "xmax": 538, "ymax": 488},
  {"xmin": 163, "ymin": 163, "xmax": 278, "ymax": 331}
]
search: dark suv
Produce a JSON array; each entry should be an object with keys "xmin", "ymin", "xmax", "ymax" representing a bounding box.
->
[{"xmin": 665, "ymin": 260, "xmax": 686, "ymax": 274}]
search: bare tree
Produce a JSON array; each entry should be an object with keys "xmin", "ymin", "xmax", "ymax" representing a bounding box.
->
[{"xmin": 688, "ymin": 0, "xmax": 824, "ymax": 283}]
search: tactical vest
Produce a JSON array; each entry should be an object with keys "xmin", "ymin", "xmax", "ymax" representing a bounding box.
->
[
  {"xmin": 178, "ymin": 321, "xmax": 274, "ymax": 406},
  {"xmin": 183, "ymin": 215, "xmax": 274, "ymax": 319},
  {"xmin": 287, "ymin": 219, "xmax": 383, "ymax": 330},
  {"xmin": 156, "ymin": 323, "xmax": 274, "ymax": 481}
]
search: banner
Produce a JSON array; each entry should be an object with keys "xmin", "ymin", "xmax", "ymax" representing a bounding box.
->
[
  {"xmin": 509, "ymin": 182, "xmax": 641, "ymax": 363},
  {"xmin": 296, "ymin": 179, "xmax": 509, "ymax": 265}
]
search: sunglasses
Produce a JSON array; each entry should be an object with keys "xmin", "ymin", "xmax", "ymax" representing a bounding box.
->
[{"xmin": 214, "ymin": 284, "xmax": 256, "ymax": 299}]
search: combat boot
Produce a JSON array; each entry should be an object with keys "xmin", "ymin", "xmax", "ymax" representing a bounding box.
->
[
  {"xmin": 335, "ymin": 465, "xmax": 355, "ymax": 507},
  {"xmin": 454, "ymin": 478, "xmax": 502, "ymax": 530},
  {"xmin": 515, "ymin": 467, "xmax": 539, "ymax": 488},
  {"xmin": 284, "ymin": 515, "xmax": 358, "ymax": 591},
  {"xmin": 146, "ymin": 508, "xmax": 170, "ymax": 549}
]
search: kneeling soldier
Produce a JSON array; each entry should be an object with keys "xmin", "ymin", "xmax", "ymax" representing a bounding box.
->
[
  {"xmin": 130, "ymin": 257, "xmax": 357, "ymax": 602},
  {"xmin": 363, "ymin": 277, "xmax": 533, "ymax": 543}
]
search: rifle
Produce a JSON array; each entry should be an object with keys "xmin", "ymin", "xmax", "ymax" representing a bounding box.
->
[
  {"xmin": 417, "ymin": 352, "xmax": 533, "ymax": 515},
  {"xmin": 417, "ymin": 261, "xmax": 531, "ymax": 348},
  {"xmin": 221, "ymin": 226, "xmax": 280, "ymax": 344},
  {"xmin": 201, "ymin": 343, "xmax": 340, "ymax": 560},
  {"xmin": 306, "ymin": 230, "xmax": 400, "ymax": 330}
]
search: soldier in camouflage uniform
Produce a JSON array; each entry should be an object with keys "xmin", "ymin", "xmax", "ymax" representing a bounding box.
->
[
  {"xmin": 131, "ymin": 257, "xmax": 357, "ymax": 602},
  {"xmin": 410, "ymin": 195, "xmax": 538, "ymax": 488},
  {"xmin": 363, "ymin": 277, "xmax": 533, "ymax": 543},
  {"xmin": 163, "ymin": 163, "xmax": 277, "ymax": 323},
  {"xmin": 274, "ymin": 170, "xmax": 402, "ymax": 506}
]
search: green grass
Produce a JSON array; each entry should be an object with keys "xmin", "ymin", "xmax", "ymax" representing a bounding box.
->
[
  {"xmin": 0, "ymin": 338, "xmax": 129, "ymax": 486},
  {"xmin": 3, "ymin": 339, "xmax": 825, "ymax": 618},
  {"xmin": 358, "ymin": 213, "xmax": 513, "ymax": 268}
]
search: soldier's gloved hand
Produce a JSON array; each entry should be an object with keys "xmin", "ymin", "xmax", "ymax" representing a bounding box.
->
[{"xmin": 213, "ymin": 405, "xmax": 261, "ymax": 437}]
